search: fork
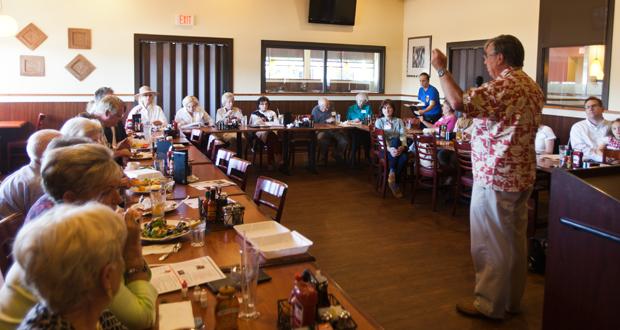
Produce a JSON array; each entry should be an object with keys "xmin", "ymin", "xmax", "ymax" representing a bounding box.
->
[{"xmin": 158, "ymin": 242, "xmax": 181, "ymax": 261}]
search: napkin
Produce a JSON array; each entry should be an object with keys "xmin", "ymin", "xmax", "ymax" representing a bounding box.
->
[
  {"xmin": 142, "ymin": 244, "xmax": 176, "ymax": 255},
  {"xmin": 159, "ymin": 301, "xmax": 194, "ymax": 330}
]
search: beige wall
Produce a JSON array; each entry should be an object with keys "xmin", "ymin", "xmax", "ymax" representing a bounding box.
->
[
  {"xmin": 0, "ymin": 0, "xmax": 404, "ymax": 96},
  {"xmin": 402, "ymin": 0, "xmax": 620, "ymax": 112}
]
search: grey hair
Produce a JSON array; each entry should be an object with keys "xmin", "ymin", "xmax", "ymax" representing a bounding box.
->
[
  {"xmin": 25, "ymin": 129, "xmax": 61, "ymax": 165},
  {"xmin": 91, "ymin": 95, "xmax": 124, "ymax": 116},
  {"xmin": 40, "ymin": 144, "xmax": 122, "ymax": 202},
  {"xmin": 13, "ymin": 202, "xmax": 126, "ymax": 314},
  {"xmin": 182, "ymin": 95, "xmax": 199, "ymax": 108},
  {"xmin": 318, "ymin": 97, "xmax": 329, "ymax": 107},
  {"xmin": 60, "ymin": 117, "xmax": 102, "ymax": 142},
  {"xmin": 221, "ymin": 92, "xmax": 234, "ymax": 106},
  {"xmin": 355, "ymin": 93, "xmax": 368, "ymax": 103}
]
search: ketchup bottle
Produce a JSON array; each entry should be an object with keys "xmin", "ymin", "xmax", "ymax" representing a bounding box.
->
[{"xmin": 289, "ymin": 274, "xmax": 318, "ymax": 327}]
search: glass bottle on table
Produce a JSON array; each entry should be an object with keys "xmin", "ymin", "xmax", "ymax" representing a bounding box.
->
[{"xmin": 207, "ymin": 188, "xmax": 217, "ymax": 222}]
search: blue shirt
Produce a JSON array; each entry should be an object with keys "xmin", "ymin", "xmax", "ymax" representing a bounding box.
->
[
  {"xmin": 311, "ymin": 105, "xmax": 333, "ymax": 123},
  {"xmin": 346, "ymin": 103, "xmax": 372, "ymax": 121},
  {"xmin": 417, "ymin": 85, "xmax": 441, "ymax": 116}
]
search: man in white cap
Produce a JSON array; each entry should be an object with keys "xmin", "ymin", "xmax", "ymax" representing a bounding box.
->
[{"xmin": 125, "ymin": 85, "xmax": 168, "ymax": 130}]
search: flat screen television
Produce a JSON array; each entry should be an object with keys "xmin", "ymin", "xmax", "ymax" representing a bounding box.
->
[{"xmin": 308, "ymin": 0, "xmax": 357, "ymax": 26}]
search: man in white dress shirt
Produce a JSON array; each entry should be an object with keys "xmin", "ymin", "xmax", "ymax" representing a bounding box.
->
[
  {"xmin": 569, "ymin": 96, "xmax": 610, "ymax": 162},
  {"xmin": 0, "ymin": 129, "xmax": 61, "ymax": 217}
]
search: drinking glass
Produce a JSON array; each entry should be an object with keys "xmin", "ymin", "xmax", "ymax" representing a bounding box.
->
[
  {"xmin": 149, "ymin": 186, "xmax": 166, "ymax": 219},
  {"xmin": 191, "ymin": 220, "xmax": 206, "ymax": 247},
  {"xmin": 153, "ymin": 157, "xmax": 166, "ymax": 175},
  {"xmin": 558, "ymin": 144, "xmax": 567, "ymax": 156},
  {"xmin": 238, "ymin": 244, "xmax": 260, "ymax": 319}
]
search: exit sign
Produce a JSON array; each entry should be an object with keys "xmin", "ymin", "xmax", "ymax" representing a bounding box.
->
[{"xmin": 176, "ymin": 15, "xmax": 194, "ymax": 26}]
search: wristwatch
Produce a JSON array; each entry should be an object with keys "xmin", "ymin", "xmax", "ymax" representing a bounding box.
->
[
  {"xmin": 437, "ymin": 68, "xmax": 447, "ymax": 77},
  {"xmin": 125, "ymin": 261, "xmax": 149, "ymax": 278}
]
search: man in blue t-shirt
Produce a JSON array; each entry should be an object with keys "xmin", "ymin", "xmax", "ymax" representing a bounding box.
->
[{"xmin": 405, "ymin": 72, "xmax": 442, "ymax": 125}]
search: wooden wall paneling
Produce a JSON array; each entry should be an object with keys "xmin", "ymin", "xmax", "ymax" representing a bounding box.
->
[
  {"xmin": 141, "ymin": 43, "xmax": 150, "ymax": 86},
  {"xmin": 203, "ymin": 45, "xmax": 212, "ymax": 115},
  {"xmin": 541, "ymin": 114, "xmax": 581, "ymax": 147},
  {"xmin": 168, "ymin": 43, "xmax": 177, "ymax": 117},
  {"xmin": 192, "ymin": 44, "xmax": 200, "ymax": 102},
  {"xmin": 180, "ymin": 44, "xmax": 188, "ymax": 100},
  {"xmin": 156, "ymin": 42, "xmax": 165, "ymax": 116},
  {"xmin": 214, "ymin": 46, "xmax": 222, "ymax": 108}
]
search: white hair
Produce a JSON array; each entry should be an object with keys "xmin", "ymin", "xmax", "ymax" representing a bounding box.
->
[
  {"xmin": 13, "ymin": 202, "xmax": 126, "ymax": 313},
  {"xmin": 25, "ymin": 129, "xmax": 61, "ymax": 164},
  {"xmin": 182, "ymin": 95, "xmax": 199, "ymax": 108},
  {"xmin": 355, "ymin": 92, "xmax": 368, "ymax": 103},
  {"xmin": 318, "ymin": 97, "xmax": 329, "ymax": 107},
  {"xmin": 91, "ymin": 95, "xmax": 124, "ymax": 116},
  {"xmin": 60, "ymin": 117, "xmax": 102, "ymax": 142},
  {"xmin": 221, "ymin": 92, "xmax": 234, "ymax": 106},
  {"xmin": 41, "ymin": 144, "xmax": 122, "ymax": 202}
]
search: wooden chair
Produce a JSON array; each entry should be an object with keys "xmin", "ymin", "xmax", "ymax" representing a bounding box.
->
[
  {"xmin": 215, "ymin": 148, "xmax": 236, "ymax": 173},
  {"xmin": 452, "ymin": 141, "xmax": 473, "ymax": 215},
  {"xmin": 369, "ymin": 128, "xmax": 389, "ymax": 197},
  {"xmin": 289, "ymin": 114, "xmax": 314, "ymax": 167},
  {"xmin": 252, "ymin": 176, "xmax": 288, "ymax": 223},
  {"xmin": 227, "ymin": 157, "xmax": 252, "ymax": 191},
  {"xmin": 245, "ymin": 134, "xmax": 269, "ymax": 169},
  {"xmin": 7, "ymin": 113, "xmax": 46, "ymax": 171},
  {"xmin": 0, "ymin": 212, "xmax": 24, "ymax": 277},
  {"xmin": 209, "ymin": 139, "xmax": 225, "ymax": 161},
  {"xmin": 602, "ymin": 147, "xmax": 620, "ymax": 164},
  {"xmin": 190, "ymin": 129, "xmax": 202, "ymax": 143},
  {"xmin": 411, "ymin": 134, "xmax": 454, "ymax": 211}
]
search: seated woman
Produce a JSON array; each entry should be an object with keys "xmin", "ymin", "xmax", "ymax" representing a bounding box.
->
[
  {"xmin": 175, "ymin": 95, "xmax": 214, "ymax": 129},
  {"xmin": 347, "ymin": 93, "xmax": 372, "ymax": 164},
  {"xmin": 125, "ymin": 85, "xmax": 168, "ymax": 131},
  {"xmin": 418, "ymin": 101, "xmax": 457, "ymax": 134},
  {"xmin": 213, "ymin": 92, "xmax": 245, "ymax": 150},
  {"xmin": 60, "ymin": 117, "xmax": 104, "ymax": 143},
  {"xmin": 453, "ymin": 112, "xmax": 474, "ymax": 141},
  {"xmin": 0, "ymin": 143, "xmax": 157, "ymax": 330},
  {"xmin": 374, "ymin": 99, "xmax": 408, "ymax": 198},
  {"xmin": 249, "ymin": 96, "xmax": 281, "ymax": 169},
  {"xmin": 596, "ymin": 118, "xmax": 620, "ymax": 163},
  {"xmin": 13, "ymin": 203, "xmax": 131, "ymax": 329},
  {"xmin": 535, "ymin": 124, "xmax": 556, "ymax": 154}
]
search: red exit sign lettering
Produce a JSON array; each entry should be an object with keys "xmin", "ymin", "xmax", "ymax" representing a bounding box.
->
[{"xmin": 176, "ymin": 15, "xmax": 194, "ymax": 26}]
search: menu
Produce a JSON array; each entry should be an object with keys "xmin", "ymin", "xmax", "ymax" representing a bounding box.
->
[{"xmin": 150, "ymin": 256, "xmax": 226, "ymax": 294}]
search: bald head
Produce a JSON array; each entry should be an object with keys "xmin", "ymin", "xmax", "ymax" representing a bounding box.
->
[
  {"xmin": 26, "ymin": 129, "xmax": 62, "ymax": 165},
  {"xmin": 318, "ymin": 97, "xmax": 330, "ymax": 111}
]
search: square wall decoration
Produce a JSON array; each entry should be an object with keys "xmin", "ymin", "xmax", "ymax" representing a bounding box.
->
[
  {"xmin": 68, "ymin": 28, "xmax": 91, "ymax": 49},
  {"xmin": 16, "ymin": 23, "xmax": 48, "ymax": 51},
  {"xmin": 20, "ymin": 55, "xmax": 45, "ymax": 76},
  {"xmin": 65, "ymin": 54, "xmax": 96, "ymax": 81}
]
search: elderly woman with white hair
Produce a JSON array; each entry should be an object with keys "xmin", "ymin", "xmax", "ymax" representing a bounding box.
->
[
  {"xmin": 0, "ymin": 144, "xmax": 157, "ymax": 329},
  {"xmin": 174, "ymin": 95, "xmax": 214, "ymax": 129},
  {"xmin": 13, "ymin": 203, "xmax": 130, "ymax": 329},
  {"xmin": 125, "ymin": 85, "xmax": 168, "ymax": 130},
  {"xmin": 60, "ymin": 117, "xmax": 103, "ymax": 143},
  {"xmin": 0, "ymin": 129, "xmax": 61, "ymax": 218},
  {"xmin": 213, "ymin": 92, "xmax": 245, "ymax": 148}
]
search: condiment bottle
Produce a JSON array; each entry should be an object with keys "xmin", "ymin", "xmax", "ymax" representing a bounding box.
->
[
  {"xmin": 181, "ymin": 280, "xmax": 188, "ymax": 299},
  {"xmin": 202, "ymin": 191, "xmax": 210, "ymax": 221},
  {"xmin": 315, "ymin": 270, "xmax": 330, "ymax": 308},
  {"xmin": 207, "ymin": 188, "xmax": 217, "ymax": 222},
  {"xmin": 200, "ymin": 289, "xmax": 209, "ymax": 308},
  {"xmin": 289, "ymin": 274, "xmax": 318, "ymax": 327},
  {"xmin": 215, "ymin": 285, "xmax": 239, "ymax": 330},
  {"xmin": 193, "ymin": 285, "xmax": 202, "ymax": 302}
]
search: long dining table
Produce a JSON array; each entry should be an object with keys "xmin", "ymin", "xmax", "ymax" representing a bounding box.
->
[{"xmin": 131, "ymin": 143, "xmax": 382, "ymax": 329}]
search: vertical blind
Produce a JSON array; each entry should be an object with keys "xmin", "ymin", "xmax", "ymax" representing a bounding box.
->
[
  {"xmin": 135, "ymin": 35, "xmax": 233, "ymax": 120},
  {"xmin": 449, "ymin": 47, "xmax": 491, "ymax": 91}
]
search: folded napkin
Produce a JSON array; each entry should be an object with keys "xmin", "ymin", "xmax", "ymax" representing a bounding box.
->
[{"xmin": 142, "ymin": 244, "xmax": 176, "ymax": 255}]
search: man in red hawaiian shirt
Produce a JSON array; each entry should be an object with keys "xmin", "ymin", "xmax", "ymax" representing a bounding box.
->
[{"xmin": 431, "ymin": 35, "xmax": 544, "ymax": 320}]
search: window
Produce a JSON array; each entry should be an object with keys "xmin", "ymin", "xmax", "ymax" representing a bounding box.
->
[
  {"xmin": 544, "ymin": 45, "xmax": 605, "ymax": 107},
  {"xmin": 261, "ymin": 40, "xmax": 385, "ymax": 93}
]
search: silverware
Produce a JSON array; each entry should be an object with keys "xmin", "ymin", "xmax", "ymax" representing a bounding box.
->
[{"xmin": 158, "ymin": 242, "xmax": 182, "ymax": 261}]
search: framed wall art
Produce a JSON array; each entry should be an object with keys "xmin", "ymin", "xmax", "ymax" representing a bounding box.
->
[
  {"xmin": 20, "ymin": 55, "xmax": 45, "ymax": 76},
  {"xmin": 407, "ymin": 36, "xmax": 432, "ymax": 77},
  {"xmin": 68, "ymin": 28, "xmax": 92, "ymax": 49}
]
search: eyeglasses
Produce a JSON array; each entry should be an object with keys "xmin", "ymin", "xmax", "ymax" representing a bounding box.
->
[{"xmin": 483, "ymin": 52, "xmax": 497, "ymax": 60}]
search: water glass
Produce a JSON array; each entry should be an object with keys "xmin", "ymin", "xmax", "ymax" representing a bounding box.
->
[
  {"xmin": 239, "ymin": 245, "xmax": 260, "ymax": 319},
  {"xmin": 558, "ymin": 144, "xmax": 568, "ymax": 156},
  {"xmin": 153, "ymin": 158, "xmax": 166, "ymax": 175},
  {"xmin": 191, "ymin": 221, "xmax": 206, "ymax": 247},
  {"xmin": 149, "ymin": 186, "xmax": 166, "ymax": 219}
]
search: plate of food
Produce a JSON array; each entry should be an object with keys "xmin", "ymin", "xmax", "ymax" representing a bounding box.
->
[
  {"xmin": 130, "ymin": 184, "xmax": 162, "ymax": 194},
  {"xmin": 141, "ymin": 219, "xmax": 190, "ymax": 242},
  {"xmin": 132, "ymin": 200, "xmax": 178, "ymax": 215},
  {"xmin": 130, "ymin": 151, "xmax": 152, "ymax": 160}
]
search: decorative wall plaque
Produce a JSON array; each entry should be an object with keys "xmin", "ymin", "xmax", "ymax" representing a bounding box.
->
[
  {"xmin": 68, "ymin": 28, "xmax": 91, "ymax": 49},
  {"xmin": 20, "ymin": 55, "xmax": 45, "ymax": 76},
  {"xmin": 16, "ymin": 23, "xmax": 48, "ymax": 50},
  {"xmin": 65, "ymin": 54, "xmax": 96, "ymax": 81}
]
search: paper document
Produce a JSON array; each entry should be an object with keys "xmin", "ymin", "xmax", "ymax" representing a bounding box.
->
[
  {"xmin": 150, "ymin": 256, "xmax": 226, "ymax": 294},
  {"xmin": 189, "ymin": 179, "xmax": 236, "ymax": 190},
  {"xmin": 159, "ymin": 301, "xmax": 195, "ymax": 330},
  {"xmin": 183, "ymin": 197, "xmax": 200, "ymax": 209}
]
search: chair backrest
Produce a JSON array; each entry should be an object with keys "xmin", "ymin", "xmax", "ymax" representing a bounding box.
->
[
  {"xmin": 602, "ymin": 147, "xmax": 620, "ymax": 164},
  {"xmin": 454, "ymin": 141, "xmax": 473, "ymax": 181},
  {"xmin": 253, "ymin": 176, "xmax": 288, "ymax": 223},
  {"xmin": 227, "ymin": 157, "xmax": 252, "ymax": 191},
  {"xmin": 36, "ymin": 113, "xmax": 46, "ymax": 130},
  {"xmin": 0, "ymin": 213, "xmax": 24, "ymax": 277},
  {"xmin": 369, "ymin": 128, "xmax": 388, "ymax": 162},
  {"xmin": 215, "ymin": 148, "xmax": 236, "ymax": 172},
  {"xmin": 190, "ymin": 129, "xmax": 202, "ymax": 142},
  {"xmin": 414, "ymin": 134, "xmax": 438, "ymax": 177},
  {"xmin": 209, "ymin": 139, "xmax": 225, "ymax": 161}
]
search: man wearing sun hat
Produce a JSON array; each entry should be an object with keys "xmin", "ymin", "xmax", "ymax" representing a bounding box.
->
[{"xmin": 125, "ymin": 85, "xmax": 168, "ymax": 130}]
